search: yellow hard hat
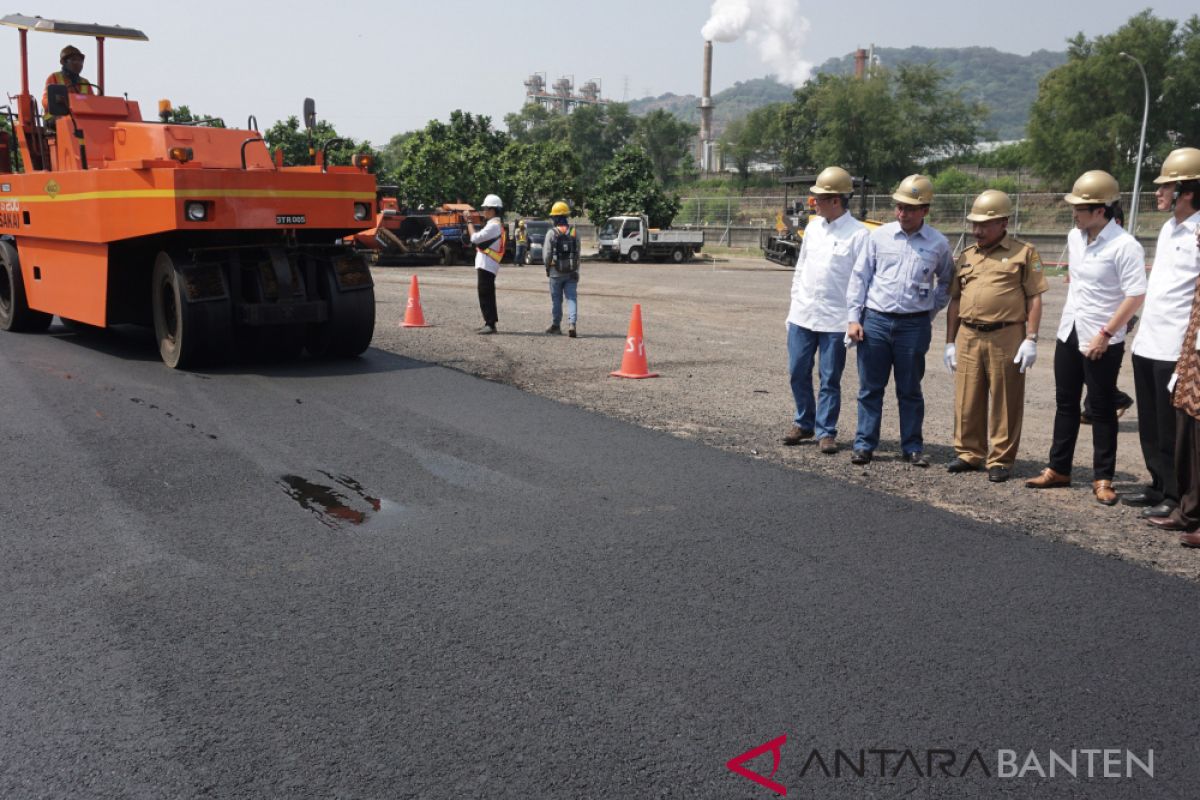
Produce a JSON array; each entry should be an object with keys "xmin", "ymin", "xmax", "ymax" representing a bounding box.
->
[
  {"xmin": 550, "ymin": 200, "xmax": 570, "ymax": 216},
  {"xmin": 810, "ymin": 166, "xmax": 853, "ymax": 195},
  {"xmin": 965, "ymin": 190, "xmax": 1012, "ymax": 222},
  {"xmin": 1064, "ymin": 170, "xmax": 1120, "ymax": 205},
  {"xmin": 892, "ymin": 174, "xmax": 934, "ymax": 206},
  {"xmin": 60, "ymin": 45, "xmax": 84, "ymax": 62},
  {"xmin": 1152, "ymin": 147, "xmax": 1200, "ymax": 184}
]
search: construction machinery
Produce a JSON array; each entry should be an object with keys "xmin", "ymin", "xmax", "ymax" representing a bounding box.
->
[
  {"xmin": 0, "ymin": 15, "xmax": 377, "ymax": 368},
  {"xmin": 349, "ymin": 193, "xmax": 485, "ymax": 266},
  {"xmin": 597, "ymin": 215, "xmax": 704, "ymax": 263},
  {"xmin": 761, "ymin": 174, "xmax": 880, "ymax": 267}
]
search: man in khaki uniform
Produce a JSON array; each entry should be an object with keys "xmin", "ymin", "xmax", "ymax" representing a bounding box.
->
[{"xmin": 944, "ymin": 190, "xmax": 1048, "ymax": 482}]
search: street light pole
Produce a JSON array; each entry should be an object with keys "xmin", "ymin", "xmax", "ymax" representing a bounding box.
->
[{"xmin": 1120, "ymin": 51, "xmax": 1149, "ymax": 233}]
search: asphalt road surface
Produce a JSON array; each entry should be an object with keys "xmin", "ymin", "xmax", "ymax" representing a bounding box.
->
[{"xmin": 2, "ymin": 323, "xmax": 1198, "ymax": 799}]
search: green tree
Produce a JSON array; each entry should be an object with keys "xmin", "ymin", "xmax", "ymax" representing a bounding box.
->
[
  {"xmin": 499, "ymin": 139, "xmax": 582, "ymax": 217},
  {"xmin": 391, "ymin": 110, "xmax": 509, "ymax": 208},
  {"xmin": 633, "ymin": 109, "xmax": 697, "ymax": 188},
  {"xmin": 506, "ymin": 103, "xmax": 635, "ymax": 197},
  {"xmin": 161, "ymin": 104, "xmax": 226, "ymax": 127},
  {"xmin": 719, "ymin": 116, "xmax": 762, "ymax": 184},
  {"xmin": 799, "ymin": 65, "xmax": 986, "ymax": 189},
  {"xmin": 263, "ymin": 115, "xmax": 360, "ymax": 168},
  {"xmin": 588, "ymin": 146, "xmax": 680, "ymax": 228},
  {"xmin": 1026, "ymin": 11, "xmax": 1189, "ymax": 186}
]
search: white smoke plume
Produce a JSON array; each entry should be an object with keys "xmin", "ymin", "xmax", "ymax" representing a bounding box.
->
[{"xmin": 701, "ymin": 0, "xmax": 813, "ymax": 87}]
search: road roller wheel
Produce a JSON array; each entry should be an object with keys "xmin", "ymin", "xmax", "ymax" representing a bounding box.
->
[
  {"xmin": 0, "ymin": 241, "xmax": 53, "ymax": 333},
  {"xmin": 304, "ymin": 257, "xmax": 375, "ymax": 359}
]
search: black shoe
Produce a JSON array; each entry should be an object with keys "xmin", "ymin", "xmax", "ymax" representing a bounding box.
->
[
  {"xmin": 1143, "ymin": 500, "xmax": 1179, "ymax": 519},
  {"xmin": 568, "ymin": 325, "xmax": 577, "ymax": 338},
  {"xmin": 545, "ymin": 324, "xmax": 561, "ymax": 334},
  {"xmin": 988, "ymin": 465, "xmax": 1011, "ymax": 483},
  {"xmin": 477, "ymin": 324, "xmax": 497, "ymax": 335},
  {"xmin": 1116, "ymin": 392, "xmax": 1134, "ymax": 418},
  {"xmin": 850, "ymin": 449, "xmax": 873, "ymax": 465},
  {"xmin": 1121, "ymin": 489, "xmax": 1164, "ymax": 507},
  {"xmin": 1080, "ymin": 411, "xmax": 1092, "ymax": 425},
  {"xmin": 903, "ymin": 451, "xmax": 930, "ymax": 468},
  {"xmin": 946, "ymin": 458, "xmax": 979, "ymax": 474}
]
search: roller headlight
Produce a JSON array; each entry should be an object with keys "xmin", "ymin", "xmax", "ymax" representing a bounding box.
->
[
  {"xmin": 354, "ymin": 202, "xmax": 370, "ymax": 221},
  {"xmin": 185, "ymin": 201, "xmax": 207, "ymax": 222}
]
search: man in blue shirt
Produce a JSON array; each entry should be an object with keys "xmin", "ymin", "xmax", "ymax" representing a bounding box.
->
[{"xmin": 845, "ymin": 174, "xmax": 954, "ymax": 466}]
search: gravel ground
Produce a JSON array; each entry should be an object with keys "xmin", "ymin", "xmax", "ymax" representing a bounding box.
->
[{"xmin": 370, "ymin": 254, "xmax": 1200, "ymax": 582}]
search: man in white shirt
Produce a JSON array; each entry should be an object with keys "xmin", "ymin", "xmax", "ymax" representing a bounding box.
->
[
  {"xmin": 1130, "ymin": 148, "xmax": 1200, "ymax": 520},
  {"xmin": 783, "ymin": 167, "xmax": 870, "ymax": 454}
]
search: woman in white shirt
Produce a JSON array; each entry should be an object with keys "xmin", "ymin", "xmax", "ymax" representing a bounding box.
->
[
  {"xmin": 468, "ymin": 194, "xmax": 506, "ymax": 335},
  {"xmin": 1026, "ymin": 170, "xmax": 1146, "ymax": 505}
]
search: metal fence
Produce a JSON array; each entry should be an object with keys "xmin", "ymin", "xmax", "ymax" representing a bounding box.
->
[{"xmin": 677, "ymin": 193, "xmax": 1169, "ymax": 239}]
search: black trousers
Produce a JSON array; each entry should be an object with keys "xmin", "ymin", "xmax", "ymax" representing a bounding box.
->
[
  {"xmin": 1131, "ymin": 354, "xmax": 1179, "ymax": 500},
  {"xmin": 1049, "ymin": 328, "xmax": 1124, "ymax": 480},
  {"xmin": 477, "ymin": 269, "xmax": 498, "ymax": 325},
  {"xmin": 1174, "ymin": 412, "xmax": 1200, "ymax": 530}
]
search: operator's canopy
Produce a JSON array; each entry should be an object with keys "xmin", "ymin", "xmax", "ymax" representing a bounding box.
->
[{"xmin": 0, "ymin": 14, "xmax": 147, "ymax": 40}]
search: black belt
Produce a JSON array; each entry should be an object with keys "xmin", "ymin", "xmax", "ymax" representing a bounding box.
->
[
  {"xmin": 961, "ymin": 320, "xmax": 1015, "ymax": 333},
  {"xmin": 869, "ymin": 309, "xmax": 928, "ymax": 320}
]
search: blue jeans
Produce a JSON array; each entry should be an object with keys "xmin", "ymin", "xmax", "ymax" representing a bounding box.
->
[
  {"xmin": 549, "ymin": 272, "xmax": 578, "ymax": 325},
  {"xmin": 854, "ymin": 310, "xmax": 932, "ymax": 455},
  {"xmin": 514, "ymin": 244, "xmax": 526, "ymax": 265},
  {"xmin": 787, "ymin": 323, "xmax": 847, "ymax": 440}
]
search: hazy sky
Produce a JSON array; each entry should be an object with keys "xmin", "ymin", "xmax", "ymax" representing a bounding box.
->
[{"xmin": 5, "ymin": 2, "xmax": 1197, "ymax": 144}]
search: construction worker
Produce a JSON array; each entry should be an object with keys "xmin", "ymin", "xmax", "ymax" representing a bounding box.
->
[
  {"xmin": 467, "ymin": 194, "xmax": 506, "ymax": 335},
  {"xmin": 1129, "ymin": 148, "xmax": 1200, "ymax": 520},
  {"xmin": 845, "ymin": 174, "xmax": 954, "ymax": 467},
  {"xmin": 514, "ymin": 220, "xmax": 528, "ymax": 267},
  {"xmin": 944, "ymin": 190, "xmax": 1048, "ymax": 483},
  {"xmin": 1026, "ymin": 170, "xmax": 1146, "ymax": 505},
  {"xmin": 43, "ymin": 45, "xmax": 94, "ymax": 122},
  {"xmin": 782, "ymin": 166, "xmax": 870, "ymax": 454},
  {"xmin": 542, "ymin": 200, "xmax": 579, "ymax": 337}
]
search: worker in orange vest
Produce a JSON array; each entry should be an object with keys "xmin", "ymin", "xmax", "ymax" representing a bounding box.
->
[{"xmin": 43, "ymin": 45, "xmax": 95, "ymax": 122}]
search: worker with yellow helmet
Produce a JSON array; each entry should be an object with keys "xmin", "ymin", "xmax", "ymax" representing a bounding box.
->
[
  {"xmin": 1026, "ymin": 170, "xmax": 1146, "ymax": 504},
  {"xmin": 845, "ymin": 174, "xmax": 954, "ymax": 467},
  {"xmin": 542, "ymin": 200, "xmax": 580, "ymax": 337},
  {"xmin": 944, "ymin": 190, "xmax": 1048, "ymax": 483},
  {"xmin": 1132, "ymin": 147, "xmax": 1200, "ymax": 527}
]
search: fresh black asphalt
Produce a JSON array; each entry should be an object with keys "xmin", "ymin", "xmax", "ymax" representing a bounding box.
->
[{"xmin": 1, "ymin": 324, "xmax": 1197, "ymax": 799}]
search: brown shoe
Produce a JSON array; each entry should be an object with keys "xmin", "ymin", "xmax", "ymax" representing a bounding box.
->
[
  {"xmin": 1180, "ymin": 532, "xmax": 1200, "ymax": 547},
  {"xmin": 1092, "ymin": 479, "xmax": 1118, "ymax": 506},
  {"xmin": 818, "ymin": 436, "xmax": 838, "ymax": 454},
  {"xmin": 782, "ymin": 425, "xmax": 814, "ymax": 446},
  {"xmin": 1025, "ymin": 467, "xmax": 1070, "ymax": 489},
  {"xmin": 1148, "ymin": 515, "xmax": 1191, "ymax": 532}
]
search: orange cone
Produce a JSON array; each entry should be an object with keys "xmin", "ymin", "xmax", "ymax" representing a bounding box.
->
[
  {"xmin": 401, "ymin": 275, "xmax": 430, "ymax": 327},
  {"xmin": 610, "ymin": 303, "xmax": 659, "ymax": 379}
]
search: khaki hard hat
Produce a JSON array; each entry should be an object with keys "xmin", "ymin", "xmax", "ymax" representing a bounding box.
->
[
  {"xmin": 1152, "ymin": 147, "xmax": 1200, "ymax": 184},
  {"xmin": 965, "ymin": 190, "xmax": 1012, "ymax": 222},
  {"xmin": 1064, "ymin": 170, "xmax": 1120, "ymax": 205},
  {"xmin": 550, "ymin": 200, "xmax": 570, "ymax": 216},
  {"xmin": 810, "ymin": 166, "xmax": 853, "ymax": 195},
  {"xmin": 60, "ymin": 45, "xmax": 84, "ymax": 62},
  {"xmin": 892, "ymin": 174, "xmax": 934, "ymax": 206}
]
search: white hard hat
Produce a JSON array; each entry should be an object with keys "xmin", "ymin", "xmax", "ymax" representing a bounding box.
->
[{"xmin": 481, "ymin": 194, "xmax": 503, "ymax": 209}]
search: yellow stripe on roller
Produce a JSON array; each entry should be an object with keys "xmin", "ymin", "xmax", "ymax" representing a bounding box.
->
[{"xmin": 13, "ymin": 188, "xmax": 373, "ymax": 203}]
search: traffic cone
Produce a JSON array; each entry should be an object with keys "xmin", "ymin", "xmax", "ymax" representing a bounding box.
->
[
  {"xmin": 401, "ymin": 275, "xmax": 430, "ymax": 327},
  {"xmin": 610, "ymin": 303, "xmax": 659, "ymax": 379}
]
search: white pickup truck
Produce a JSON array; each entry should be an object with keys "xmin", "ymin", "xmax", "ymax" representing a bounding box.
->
[{"xmin": 597, "ymin": 215, "xmax": 704, "ymax": 263}]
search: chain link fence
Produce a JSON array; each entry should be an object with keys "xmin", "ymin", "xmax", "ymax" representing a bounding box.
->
[{"xmin": 677, "ymin": 192, "xmax": 1167, "ymax": 247}]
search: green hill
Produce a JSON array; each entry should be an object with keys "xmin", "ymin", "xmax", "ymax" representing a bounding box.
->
[{"xmin": 628, "ymin": 47, "xmax": 1066, "ymax": 142}]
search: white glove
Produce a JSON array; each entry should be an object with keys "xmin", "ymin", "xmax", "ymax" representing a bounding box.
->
[
  {"xmin": 1014, "ymin": 338, "xmax": 1037, "ymax": 373},
  {"xmin": 943, "ymin": 343, "xmax": 957, "ymax": 373},
  {"xmin": 843, "ymin": 334, "xmax": 856, "ymax": 349}
]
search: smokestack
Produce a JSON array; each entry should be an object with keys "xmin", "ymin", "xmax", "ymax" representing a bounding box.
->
[
  {"xmin": 854, "ymin": 48, "xmax": 867, "ymax": 79},
  {"xmin": 700, "ymin": 40, "xmax": 714, "ymax": 173}
]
